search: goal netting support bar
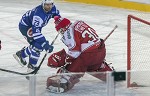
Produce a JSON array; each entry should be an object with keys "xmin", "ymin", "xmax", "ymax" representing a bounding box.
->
[{"xmin": 127, "ymin": 14, "xmax": 150, "ymax": 87}]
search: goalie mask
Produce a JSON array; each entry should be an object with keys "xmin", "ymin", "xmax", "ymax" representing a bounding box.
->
[
  {"xmin": 42, "ymin": 0, "xmax": 54, "ymax": 12},
  {"xmin": 54, "ymin": 16, "xmax": 71, "ymax": 35}
]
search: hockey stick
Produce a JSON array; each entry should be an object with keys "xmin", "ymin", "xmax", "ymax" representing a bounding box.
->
[
  {"xmin": 33, "ymin": 32, "xmax": 60, "ymax": 74},
  {"xmin": 0, "ymin": 33, "xmax": 60, "ymax": 75},
  {"xmin": 104, "ymin": 25, "xmax": 118, "ymax": 42}
]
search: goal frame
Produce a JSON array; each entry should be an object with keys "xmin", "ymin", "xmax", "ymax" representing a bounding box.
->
[{"xmin": 127, "ymin": 14, "xmax": 150, "ymax": 87}]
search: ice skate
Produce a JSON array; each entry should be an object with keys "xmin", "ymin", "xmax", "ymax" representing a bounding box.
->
[
  {"xmin": 27, "ymin": 63, "xmax": 37, "ymax": 72},
  {"xmin": 13, "ymin": 48, "xmax": 27, "ymax": 67},
  {"xmin": 26, "ymin": 63, "xmax": 37, "ymax": 80}
]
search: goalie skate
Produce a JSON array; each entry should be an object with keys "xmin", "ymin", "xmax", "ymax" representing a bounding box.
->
[
  {"xmin": 46, "ymin": 75, "xmax": 70, "ymax": 93},
  {"xmin": 46, "ymin": 85, "xmax": 65, "ymax": 93},
  {"xmin": 13, "ymin": 49, "xmax": 27, "ymax": 67}
]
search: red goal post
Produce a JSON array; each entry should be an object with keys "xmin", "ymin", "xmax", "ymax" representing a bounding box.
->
[{"xmin": 127, "ymin": 15, "xmax": 150, "ymax": 87}]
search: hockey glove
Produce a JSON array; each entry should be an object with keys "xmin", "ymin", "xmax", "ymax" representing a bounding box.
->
[
  {"xmin": 43, "ymin": 41, "xmax": 54, "ymax": 53},
  {"xmin": 48, "ymin": 49, "xmax": 66, "ymax": 68}
]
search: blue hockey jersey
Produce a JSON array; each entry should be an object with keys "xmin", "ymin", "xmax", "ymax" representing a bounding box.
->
[{"xmin": 19, "ymin": 4, "xmax": 60, "ymax": 43}]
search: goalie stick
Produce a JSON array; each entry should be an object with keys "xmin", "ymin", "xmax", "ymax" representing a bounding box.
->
[
  {"xmin": 104, "ymin": 25, "xmax": 118, "ymax": 42},
  {"xmin": 0, "ymin": 33, "xmax": 60, "ymax": 75}
]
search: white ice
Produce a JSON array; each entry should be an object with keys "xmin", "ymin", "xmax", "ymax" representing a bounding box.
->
[{"xmin": 0, "ymin": 0, "xmax": 150, "ymax": 96}]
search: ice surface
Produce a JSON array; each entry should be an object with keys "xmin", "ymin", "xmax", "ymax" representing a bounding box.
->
[{"xmin": 0, "ymin": 0, "xmax": 150, "ymax": 96}]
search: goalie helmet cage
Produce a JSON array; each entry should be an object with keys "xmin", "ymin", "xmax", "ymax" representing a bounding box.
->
[{"xmin": 127, "ymin": 14, "xmax": 150, "ymax": 87}]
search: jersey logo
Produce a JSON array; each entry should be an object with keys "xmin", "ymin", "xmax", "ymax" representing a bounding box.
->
[{"xmin": 32, "ymin": 16, "xmax": 43, "ymax": 27}]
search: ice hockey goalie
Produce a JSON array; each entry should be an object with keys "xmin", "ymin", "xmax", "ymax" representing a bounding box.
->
[{"xmin": 46, "ymin": 16, "xmax": 114, "ymax": 93}]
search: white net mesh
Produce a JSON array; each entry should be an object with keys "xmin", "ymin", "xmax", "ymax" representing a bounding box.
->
[{"xmin": 128, "ymin": 15, "xmax": 150, "ymax": 86}]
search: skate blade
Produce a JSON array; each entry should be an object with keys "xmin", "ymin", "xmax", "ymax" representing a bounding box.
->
[
  {"xmin": 13, "ymin": 54, "xmax": 25, "ymax": 67},
  {"xmin": 46, "ymin": 86, "xmax": 64, "ymax": 93}
]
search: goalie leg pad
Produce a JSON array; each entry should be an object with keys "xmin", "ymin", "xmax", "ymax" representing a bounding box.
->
[
  {"xmin": 90, "ymin": 61, "xmax": 114, "ymax": 81},
  {"xmin": 46, "ymin": 74, "xmax": 80, "ymax": 93},
  {"xmin": 98, "ymin": 61, "xmax": 114, "ymax": 72}
]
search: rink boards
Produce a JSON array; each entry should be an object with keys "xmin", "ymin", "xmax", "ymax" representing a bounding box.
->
[{"xmin": 64, "ymin": 0, "xmax": 150, "ymax": 12}]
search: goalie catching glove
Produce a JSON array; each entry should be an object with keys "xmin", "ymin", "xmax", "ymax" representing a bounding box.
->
[
  {"xmin": 48, "ymin": 49, "xmax": 76, "ymax": 68},
  {"xmin": 48, "ymin": 49, "xmax": 67, "ymax": 68}
]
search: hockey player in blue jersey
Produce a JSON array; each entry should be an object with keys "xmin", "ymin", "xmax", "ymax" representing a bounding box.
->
[{"xmin": 13, "ymin": 0, "xmax": 60, "ymax": 72}]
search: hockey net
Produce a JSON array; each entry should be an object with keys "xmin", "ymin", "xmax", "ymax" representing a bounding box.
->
[{"xmin": 127, "ymin": 15, "xmax": 150, "ymax": 87}]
